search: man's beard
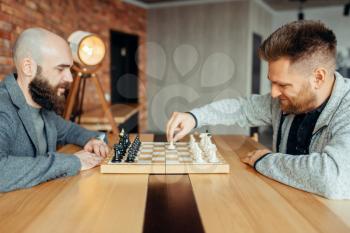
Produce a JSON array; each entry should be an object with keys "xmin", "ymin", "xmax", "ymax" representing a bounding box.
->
[
  {"xmin": 29, "ymin": 66, "xmax": 69, "ymax": 115},
  {"xmin": 280, "ymin": 82, "xmax": 317, "ymax": 114}
]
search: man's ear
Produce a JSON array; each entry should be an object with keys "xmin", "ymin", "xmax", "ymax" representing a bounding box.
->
[
  {"xmin": 313, "ymin": 68, "xmax": 327, "ymax": 89},
  {"xmin": 20, "ymin": 58, "xmax": 37, "ymax": 78}
]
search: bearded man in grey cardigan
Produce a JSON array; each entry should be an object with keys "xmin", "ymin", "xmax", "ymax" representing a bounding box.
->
[
  {"xmin": 0, "ymin": 28, "xmax": 109, "ymax": 192},
  {"xmin": 167, "ymin": 20, "xmax": 350, "ymax": 199}
]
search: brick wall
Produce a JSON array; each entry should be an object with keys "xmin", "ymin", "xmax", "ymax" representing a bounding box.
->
[{"xmin": 0, "ymin": 0, "xmax": 148, "ymax": 132}]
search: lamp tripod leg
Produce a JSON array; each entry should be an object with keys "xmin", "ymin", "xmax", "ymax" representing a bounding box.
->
[{"xmin": 91, "ymin": 74, "xmax": 119, "ymax": 135}]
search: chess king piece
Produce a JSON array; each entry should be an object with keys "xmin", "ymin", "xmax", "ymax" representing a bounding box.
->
[{"xmin": 118, "ymin": 128, "xmax": 131, "ymax": 151}]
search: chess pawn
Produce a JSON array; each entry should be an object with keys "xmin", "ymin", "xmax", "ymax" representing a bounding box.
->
[
  {"xmin": 111, "ymin": 144, "xmax": 118, "ymax": 162},
  {"xmin": 189, "ymin": 134, "xmax": 196, "ymax": 147},
  {"xmin": 190, "ymin": 142, "xmax": 196, "ymax": 153},
  {"xmin": 199, "ymin": 133, "xmax": 205, "ymax": 148},
  {"xmin": 168, "ymin": 141, "xmax": 176, "ymax": 150},
  {"xmin": 194, "ymin": 147, "xmax": 204, "ymax": 163},
  {"xmin": 192, "ymin": 143, "xmax": 201, "ymax": 156}
]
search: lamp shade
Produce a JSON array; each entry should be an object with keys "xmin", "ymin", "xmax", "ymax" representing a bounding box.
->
[{"xmin": 68, "ymin": 31, "xmax": 106, "ymax": 66}]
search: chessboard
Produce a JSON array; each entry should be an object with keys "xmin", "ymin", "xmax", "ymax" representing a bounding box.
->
[{"xmin": 100, "ymin": 131, "xmax": 230, "ymax": 174}]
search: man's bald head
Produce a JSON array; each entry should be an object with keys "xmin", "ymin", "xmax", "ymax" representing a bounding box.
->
[
  {"xmin": 13, "ymin": 28, "xmax": 74, "ymax": 113},
  {"xmin": 13, "ymin": 28, "xmax": 70, "ymax": 69}
]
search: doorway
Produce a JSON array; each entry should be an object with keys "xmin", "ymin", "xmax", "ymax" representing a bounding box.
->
[{"xmin": 110, "ymin": 30, "xmax": 139, "ymax": 133}]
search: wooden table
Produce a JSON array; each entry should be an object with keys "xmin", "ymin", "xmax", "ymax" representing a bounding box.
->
[{"xmin": 1, "ymin": 135, "xmax": 350, "ymax": 233}]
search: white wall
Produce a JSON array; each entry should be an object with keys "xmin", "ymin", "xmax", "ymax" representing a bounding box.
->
[
  {"xmin": 147, "ymin": 0, "xmax": 251, "ymax": 134},
  {"xmin": 146, "ymin": 0, "xmax": 274, "ymax": 135},
  {"xmin": 273, "ymin": 6, "xmax": 350, "ymax": 52}
]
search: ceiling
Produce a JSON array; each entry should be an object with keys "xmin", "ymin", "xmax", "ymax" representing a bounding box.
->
[
  {"xmin": 262, "ymin": 0, "xmax": 349, "ymax": 11},
  {"xmin": 133, "ymin": 0, "xmax": 349, "ymax": 10}
]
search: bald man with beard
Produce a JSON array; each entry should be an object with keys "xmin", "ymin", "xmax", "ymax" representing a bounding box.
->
[{"xmin": 0, "ymin": 28, "xmax": 110, "ymax": 192}]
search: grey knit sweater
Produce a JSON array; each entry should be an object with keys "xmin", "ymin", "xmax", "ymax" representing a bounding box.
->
[{"xmin": 191, "ymin": 72, "xmax": 350, "ymax": 199}]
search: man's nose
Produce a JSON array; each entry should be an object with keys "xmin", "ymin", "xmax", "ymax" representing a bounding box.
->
[
  {"xmin": 64, "ymin": 70, "xmax": 73, "ymax": 83},
  {"xmin": 271, "ymin": 84, "xmax": 281, "ymax": 98}
]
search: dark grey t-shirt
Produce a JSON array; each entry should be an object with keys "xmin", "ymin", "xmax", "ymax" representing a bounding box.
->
[{"xmin": 28, "ymin": 106, "xmax": 47, "ymax": 155}]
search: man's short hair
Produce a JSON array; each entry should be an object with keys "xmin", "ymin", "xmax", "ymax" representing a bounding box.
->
[{"xmin": 259, "ymin": 20, "xmax": 337, "ymax": 71}]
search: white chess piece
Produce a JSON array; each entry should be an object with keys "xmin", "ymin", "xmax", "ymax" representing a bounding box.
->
[
  {"xmin": 192, "ymin": 143, "xmax": 204, "ymax": 162},
  {"xmin": 191, "ymin": 142, "xmax": 197, "ymax": 153},
  {"xmin": 194, "ymin": 149, "xmax": 204, "ymax": 163},
  {"xmin": 189, "ymin": 134, "xmax": 196, "ymax": 146},
  {"xmin": 207, "ymin": 135, "xmax": 212, "ymax": 146},
  {"xmin": 191, "ymin": 143, "xmax": 200, "ymax": 156},
  {"xmin": 199, "ymin": 133, "xmax": 204, "ymax": 146},
  {"xmin": 208, "ymin": 144, "xmax": 219, "ymax": 163},
  {"xmin": 168, "ymin": 141, "xmax": 176, "ymax": 150}
]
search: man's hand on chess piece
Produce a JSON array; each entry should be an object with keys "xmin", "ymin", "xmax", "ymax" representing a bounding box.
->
[
  {"xmin": 166, "ymin": 112, "xmax": 196, "ymax": 142},
  {"xmin": 241, "ymin": 149, "xmax": 271, "ymax": 167},
  {"xmin": 84, "ymin": 138, "xmax": 109, "ymax": 158},
  {"xmin": 74, "ymin": 150, "xmax": 103, "ymax": 171}
]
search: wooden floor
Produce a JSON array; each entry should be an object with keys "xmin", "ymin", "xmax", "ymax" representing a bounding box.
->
[{"xmin": 1, "ymin": 135, "xmax": 350, "ymax": 233}]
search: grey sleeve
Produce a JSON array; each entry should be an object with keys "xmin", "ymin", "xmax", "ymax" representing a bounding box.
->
[
  {"xmin": 0, "ymin": 112, "xmax": 81, "ymax": 192},
  {"xmin": 190, "ymin": 93, "xmax": 273, "ymax": 128},
  {"xmin": 52, "ymin": 113, "xmax": 100, "ymax": 147},
  {"xmin": 255, "ymin": 117, "xmax": 350, "ymax": 199}
]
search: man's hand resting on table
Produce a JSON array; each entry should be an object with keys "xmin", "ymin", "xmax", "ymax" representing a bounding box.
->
[
  {"xmin": 74, "ymin": 150, "xmax": 103, "ymax": 171},
  {"xmin": 73, "ymin": 138, "xmax": 110, "ymax": 171},
  {"xmin": 241, "ymin": 149, "xmax": 271, "ymax": 167},
  {"xmin": 84, "ymin": 138, "xmax": 110, "ymax": 158}
]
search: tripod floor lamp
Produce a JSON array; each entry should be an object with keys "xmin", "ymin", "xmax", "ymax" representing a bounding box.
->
[{"xmin": 64, "ymin": 31, "xmax": 118, "ymax": 134}]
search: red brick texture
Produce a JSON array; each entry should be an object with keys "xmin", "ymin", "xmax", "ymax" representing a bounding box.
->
[{"xmin": 0, "ymin": 0, "xmax": 148, "ymax": 132}]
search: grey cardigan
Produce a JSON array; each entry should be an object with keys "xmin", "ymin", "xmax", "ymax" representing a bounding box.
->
[
  {"xmin": 191, "ymin": 72, "xmax": 350, "ymax": 199},
  {"xmin": 0, "ymin": 74, "xmax": 99, "ymax": 192}
]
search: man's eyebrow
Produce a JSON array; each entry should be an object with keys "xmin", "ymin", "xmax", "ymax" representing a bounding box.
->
[
  {"xmin": 56, "ymin": 64, "xmax": 72, "ymax": 68},
  {"xmin": 268, "ymin": 75, "xmax": 290, "ymax": 85}
]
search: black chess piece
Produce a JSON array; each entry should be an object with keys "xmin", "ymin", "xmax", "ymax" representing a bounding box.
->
[
  {"xmin": 124, "ymin": 133, "xmax": 131, "ymax": 148},
  {"xmin": 111, "ymin": 144, "xmax": 118, "ymax": 162},
  {"xmin": 118, "ymin": 128, "xmax": 130, "ymax": 150},
  {"xmin": 133, "ymin": 136, "xmax": 141, "ymax": 151},
  {"xmin": 125, "ymin": 151, "xmax": 135, "ymax": 162},
  {"xmin": 117, "ymin": 144, "xmax": 125, "ymax": 161},
  {"xmin": 127, "ymin": 145, "xmax": 138, "ymax": 162},
  {"xmin": 112, "ymin": 144, "xmax": 124, "ymax": 162},
  {"xmin": 112, "ymin": 144, "xmax": 120, "ymax": 162}
]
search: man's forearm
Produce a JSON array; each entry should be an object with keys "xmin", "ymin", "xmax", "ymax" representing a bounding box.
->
[
  {"xmin": 190, "ymin": 94, "xmax": 273, "ymax": 128},
  {"xmin": 255, "ymin": 152, "xmax": 343, "ymax": 199},
  {"xmin": 0, "ymin": 152, "xmax": 80, "ymax": 192}
]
